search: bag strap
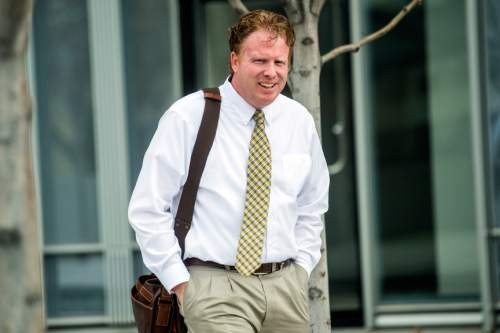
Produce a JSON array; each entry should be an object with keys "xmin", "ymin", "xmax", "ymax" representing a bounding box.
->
[{"xmin": 174, "ymin": 88, "xmax": 221, "ymax": 257}]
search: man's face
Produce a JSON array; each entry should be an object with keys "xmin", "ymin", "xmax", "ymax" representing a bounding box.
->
[{"xmin": 230, "ymin": 29, "xmax": 290, "ymax": 109}]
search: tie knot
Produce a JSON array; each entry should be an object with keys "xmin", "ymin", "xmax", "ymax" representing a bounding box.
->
[{"xmin": 253, "ymin": 109, "xmax": 265, "ymax": 126}]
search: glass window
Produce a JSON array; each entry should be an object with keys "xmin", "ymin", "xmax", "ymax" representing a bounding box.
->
[
  {"xmin": 486, "ymin": 0, "xmax": 500, "ymax": 227},
  {"xmin": 366, "ymin": 0, "xmax": 479, "ymax": 303},
  {"xmin": 203, "ymin": 2, "xmax": 238, "ymax": 86},
  {"xmin": 133, "ymin": 250, "xmax": 150, "ymax": 279},
  {"xmin": 33, "ymin": 0, "xmax": 107, "ymax": 322},
  {"xmin": 44, "ymin": 255, "xmax": 105, "ymax": 317},
  {"xmin": 122, "ymin": 0, "xmax": 183, "ymax": 186},
  {"xmin": 485, "ymin": 0, "xmax": 500, "ymax": 309},
  {"xmin": 319, "ymin": 0, "xmax": 362, "ymax": 326},
  {"xmin": 33, "ymin": 0, "xmax": 99, "ymax": 245}
]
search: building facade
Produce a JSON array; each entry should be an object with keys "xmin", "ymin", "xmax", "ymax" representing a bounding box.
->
[{"xmin": 28, "ymin": 0, "xmax": 500, "ymax": 332}]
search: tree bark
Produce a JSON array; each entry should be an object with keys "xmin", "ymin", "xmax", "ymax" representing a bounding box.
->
[
  {"xmin": 284, "ymin": 1, "xmax": 331, "ymax": 332},
  {"xmin": 0, "ymin": 1, "xmax": 43, "ymax": 332}
]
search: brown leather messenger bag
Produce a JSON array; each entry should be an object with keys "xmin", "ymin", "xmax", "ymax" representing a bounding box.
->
[{"xmin": 130, "ymin": 88, "xmax": 221, "ymax": 333}]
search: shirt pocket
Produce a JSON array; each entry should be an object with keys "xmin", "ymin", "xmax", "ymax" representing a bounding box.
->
[{"xmin": 282, "ymin": 154, "xmax": 312, "ymax": 196}]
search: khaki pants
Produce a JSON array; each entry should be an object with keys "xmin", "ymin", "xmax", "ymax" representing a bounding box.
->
[{"xmin": 179, "ymin": 262, "xmax": 310, "ymax": 333}]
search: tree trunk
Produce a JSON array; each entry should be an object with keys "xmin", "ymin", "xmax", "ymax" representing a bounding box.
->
[
  {"xmin": 284, "ymin": 1, "xmax": 331, "ymax": 332},
  {"xmin": 0, "ymin": 1, "xmax": 43, "ymax": 332}
]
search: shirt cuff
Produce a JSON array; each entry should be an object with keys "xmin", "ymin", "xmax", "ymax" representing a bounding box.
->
[{"xmin": 157, "ymin": 261, "xmax": 190, "ymax": 293}]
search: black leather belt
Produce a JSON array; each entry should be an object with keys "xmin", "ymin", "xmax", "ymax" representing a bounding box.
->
[{"xmin": 184, "ymin": 258, "xmax": 292, "ymax": 275}]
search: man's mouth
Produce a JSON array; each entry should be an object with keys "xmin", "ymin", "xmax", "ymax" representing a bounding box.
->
[{"xmin": 258, "ymin": 82, "xmax": 277, "ymax": 89}]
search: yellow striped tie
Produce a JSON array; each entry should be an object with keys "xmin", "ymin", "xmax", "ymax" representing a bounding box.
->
[{"xmin": 235, "ymin": 109, "xmax": 272, "ymax": 276}]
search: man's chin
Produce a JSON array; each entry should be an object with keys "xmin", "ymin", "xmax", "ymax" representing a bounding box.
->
[
  {"xmin": 253, "ymin": 101, "xmax": 274, "ymax": 110},
  {"xmin": 257, "ymin": 92, "xmax": 279, "ymax": 102}
]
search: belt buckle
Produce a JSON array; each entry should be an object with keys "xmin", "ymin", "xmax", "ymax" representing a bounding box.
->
[
  {"xmin": 275, "ymin": 261, "xmax": 287, "ymax": 272},
  {"xmin": 252, "ymin": 263, "xmax": 272, "ymax": 276},
  {"xmin": 252, "ymin": 266, "xmax": 268, "ymax": 276},
  {"xmin": 252, "ymin": 262, "xmax": 280, "ymax": 276},
  {"xmin": 280, "ymin": 261, "xmax": 286, "ymax": 271}
]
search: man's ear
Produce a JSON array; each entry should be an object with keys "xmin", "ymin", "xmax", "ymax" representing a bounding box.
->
[{"xmin": 230, "ymin": 51, "xmax": 239, "ymax": 74}]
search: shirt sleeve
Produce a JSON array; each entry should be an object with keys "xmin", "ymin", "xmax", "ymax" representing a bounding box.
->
[
  {"xmin": 128, "ymin": 110, "xmax": 192, "ymax": 292},
  {"xmin": 294, "ymin": 119, "xmax": 330, "ymax": 277}
]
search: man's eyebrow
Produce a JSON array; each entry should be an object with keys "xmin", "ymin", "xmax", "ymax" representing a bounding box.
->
[{"xmin": 249, "ymin": 55, "xmax": 266, "ymax": 61}]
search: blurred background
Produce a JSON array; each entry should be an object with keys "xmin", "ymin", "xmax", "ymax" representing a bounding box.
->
[{"xmin": 27, "ymin": 0, "xmax": 500, "ymax": 332}]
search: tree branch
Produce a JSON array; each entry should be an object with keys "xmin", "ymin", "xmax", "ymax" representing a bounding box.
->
[
  {"xmin": 321, "ymin": 0, "xmax": 423, "ymax": 65},
  {"xmin": 227, "ymin": 0, "xmax": 249, "ymax": 16},
  {"xmin": 310, "ymin": 0, "xmax": 327, "ymax": 17}
]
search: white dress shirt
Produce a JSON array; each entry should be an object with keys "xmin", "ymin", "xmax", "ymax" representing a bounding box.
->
[{"xmin": 128, "ymin": 79, "xmax": 329, "ymax": 292}]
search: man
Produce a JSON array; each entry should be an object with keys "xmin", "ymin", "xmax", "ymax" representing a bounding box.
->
[{"xmin": 128, "ymin": 9, "xmax": 329, "ymax": 333}]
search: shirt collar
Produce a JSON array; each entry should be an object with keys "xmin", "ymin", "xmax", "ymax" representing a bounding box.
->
[{"xmin": 219, "ymin": 77, "xmax": 279, "ymax": 127}]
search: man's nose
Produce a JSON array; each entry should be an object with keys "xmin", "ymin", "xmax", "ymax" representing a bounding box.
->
[{"xmin": 263, "ymin": 63, "xmax": 277, "ymax": 77}]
